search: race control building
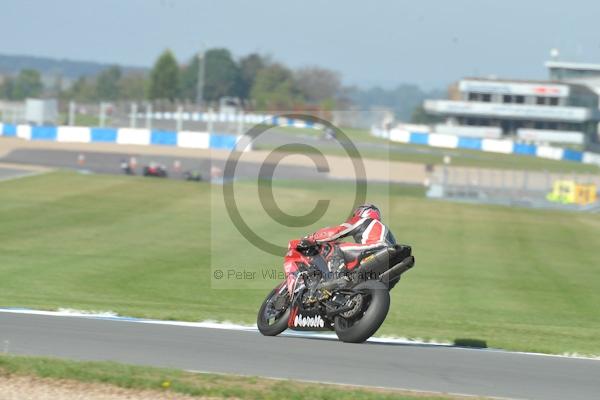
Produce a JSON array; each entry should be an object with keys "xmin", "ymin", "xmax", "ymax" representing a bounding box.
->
[{"xmin": 424, "ymin": 76, "xmax": 600, "ymax": 147}]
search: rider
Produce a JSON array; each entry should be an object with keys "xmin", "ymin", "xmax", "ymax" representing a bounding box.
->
[{"xmin": 285, "ymin": 204, "xmax": 396, "ymax": 293}]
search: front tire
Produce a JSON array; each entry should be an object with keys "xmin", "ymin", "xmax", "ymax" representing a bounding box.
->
[
  {"xmin": 334, "ymin": 280, "xmax": 390, "ymax": 343},
  {"xmin": 257, "ymin": 284, "xmax": 290, "ymax": 336}
]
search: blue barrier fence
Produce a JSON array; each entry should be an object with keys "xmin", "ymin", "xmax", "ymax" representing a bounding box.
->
[
  {"xmin": 374, "ymin": 127, "xmax": 600, "ymax": 165},
  {"xmin": 0, "ymin": 124, "xmax": 238, "ymax": 151}
]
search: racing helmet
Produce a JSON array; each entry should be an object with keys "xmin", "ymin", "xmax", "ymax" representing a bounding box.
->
[{"xmin": 353, "ymin": 203, "xmax": 381, "ymax": 220}]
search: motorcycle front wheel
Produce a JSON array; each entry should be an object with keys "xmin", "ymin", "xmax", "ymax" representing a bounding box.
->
[
  {"xmin": 334, "ymin": 280, "xmax": 390, "ymax": 343},
  {"xmin": 257, "ymin": 283, "xmax": 290, "ymax": 336}
]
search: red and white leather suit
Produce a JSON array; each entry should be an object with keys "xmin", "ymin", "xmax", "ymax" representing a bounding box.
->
[{"xmin": 284, "ymin": 206, "xmax": 396, "ymax": 294}]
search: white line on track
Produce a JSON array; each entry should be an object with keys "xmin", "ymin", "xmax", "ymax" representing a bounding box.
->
[
  {"xmin": 1, "ymin": 308, "xmax": 598, "ymax": 361},
  {"xmin": 0, "ymin": 170, "xmax": 50, "ymax": 183}
]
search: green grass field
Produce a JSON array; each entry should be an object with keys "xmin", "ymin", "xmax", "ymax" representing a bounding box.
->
[
  {"xmin": 268, "ymin": 127, "xmax": 600, "ymax": 173},
  {"xmin": 1, "ymin": 171, "xmax": 599, "ymax": 355},
  {"xmin": 58, "ymin": 113, "xmax": 102, "ymax": 127}
]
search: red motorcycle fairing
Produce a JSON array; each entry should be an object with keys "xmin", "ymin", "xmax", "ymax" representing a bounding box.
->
[
  {"xmin": 284, "ymin": 240, "xmax": 313, "ymax": 294},
  {"xmin": 284, "ymin": 240, "xmax": 349, "ymax": 332},
  {"xmin": 284, "ymin": 240, "xmax": 360, "ymax": 278}
]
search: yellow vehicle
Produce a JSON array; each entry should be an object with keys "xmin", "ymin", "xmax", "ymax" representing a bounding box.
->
[{"xmin": 547, "ymin": 180, "xmax": 597, "ymax": 205}]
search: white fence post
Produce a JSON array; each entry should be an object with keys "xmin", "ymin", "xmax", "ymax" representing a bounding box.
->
[
  {"xmin": 176, "ymin": 105, "xmax": 183, "ymax": 131},
  {"xmin": 68, "ymin": 101, "xmax": 76, "ymax": 126},
  {"xmin": 130, "ymin": 102, "xmax": 138, "ymax": 128},
  {"xmin": 145, "ymin": 103, "xmax": 152, "ymax": 130}
]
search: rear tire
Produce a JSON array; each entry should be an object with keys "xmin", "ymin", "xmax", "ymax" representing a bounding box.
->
[
  {"xmin": 257, "ymin": 284, "xmax": 290, "ymax": 336},
  {"xmin": 334, "ymin": 280, "xmax": 390, "ymax": 343}
]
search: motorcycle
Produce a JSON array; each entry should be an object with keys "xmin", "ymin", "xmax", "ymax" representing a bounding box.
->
[
  {"xmin": 257, "ymin": 239, "xmax": 415, "ymax": 343},
  {"xmin": 120, "ymin": 161, "xmax": 135, "ymax": 176},
  {"xmin": 184, "ymin": 170, "xmax": 203, "ymax": 182},
  {"xmin": 143, "ymin": 163, "xmax": 168, "ymax": 178}
]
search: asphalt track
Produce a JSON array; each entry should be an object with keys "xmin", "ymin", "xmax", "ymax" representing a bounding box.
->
[
  {"xmin": 1, "ymin": 311, "xmax": 599, "ymax": 400},
  {"xmin": 0, "ymin": 148, "xmax": 328, "ymax": 182},
  {"xmin": 0, "ymin": 166, "xmax": 33, "ymax": 181}
]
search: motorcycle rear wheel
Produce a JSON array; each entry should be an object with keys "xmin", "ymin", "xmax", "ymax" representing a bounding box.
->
[
  {"xmin": 334, "ymin": 280, "xmax": 390, "ymax": 343},
  {"xmin": 257, "ymin": 284, "xmax": 290, "ymax": 336}
]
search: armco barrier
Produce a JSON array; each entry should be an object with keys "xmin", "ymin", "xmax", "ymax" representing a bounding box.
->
[
  {"xmin": 150, "ymin": 130, "xmax": 178, "ymax": 146},
  {"xmin": 31, "ymin": 126, "xmax": 57, "ymax": 141},
  {"xmin": 457, "ymin": 137, "xmax": 482, "ymax": 150},
  {"xmin": 57, "ymin": 126, "xmax": 91, "ymax": 143},
  {"xmin": 91, "ymin": 128, "xmax": 118, "ymax": 143},
  {"xmin": 0, "ymin": 124, "xmax": 239, "ymax": 151},
  {"xmin": 374, "ymin": 127, "xmax": 600, "ymax": 166},
  {"xmin": 2, "ymin": 123, "xmax": 17, "ymax": 137},
  {"xmin": 209, "ymin": 134, "xmax": 238, "ymax": 149},
  {"xmin": 513, "ymin": 143, "xmax": 537, "ymax": 156},
  {"xmin": 16, "ymin": 124, "xmax": 31, "ymax": 140},
  {"xmin": 563, "ymin": 148, "xmax": 584, "ymax": 162}
]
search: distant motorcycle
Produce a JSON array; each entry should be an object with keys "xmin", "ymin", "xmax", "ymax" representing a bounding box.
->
[
  {"xmin": 257, "ymin": 239, "xmax": 415, "ymax": 343},
  {"xmin": 143, "ymin": 163, "xmax": 168, "ymax": 178},
  {"xmin": 120, "ymin": 160, "xmax": 135, "ymax": 175},
  {"xmin": 184, "ymin": 170, "xmax": 203, "ymax": 182},
  {"xmin": 321, "ymin": 127, "xmax": 336, "ymax": 141}
]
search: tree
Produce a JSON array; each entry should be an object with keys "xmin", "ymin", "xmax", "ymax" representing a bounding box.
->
[
  {"xmin": 411, "ymin": 104, "xmax": 444, "ymax": 125},
  {"xmin": 239, "ymin": 53, "xmax": 267, "ymax": 101},
  {"xmin": 61, "ymin": 76, "xmax": 96, "ymax": 102},
  {"xmin": 119, "ymin": 72, "xmax": 148, "ymax": 101},
  {"xmin": 95, "ymin": 66, "xmax": 122, "ymax": 101},
  {"xmin": 203, "ymin": 48, "xmax": 241, "ymax": 102},
  {"xmin": 15, "ymin": 69, "xmax": 43, "ymax": 100},
  {"xmin": 348, "ymin": 84, "xmax": 445, "ymax": 121},
  {"xmin": 0, "ymin": 78, "xmax": 14, "ymax": 99},
  {"xmin": 179, "ymin": 55, "xmax": 200, "ymax": 102},
  {"xmin": 250, "ymin": 64, "xmax": 300, "ymax": 110},
  {"xmin": 294, "ymin": 66, "xmax": 341, "ymax": 105},
  {"xmin": 0, "ymin": 69, "xmax": 43, "ymax": 100},
  {"xmin": 149, "ymin": 50, "xmax": 180, "ymax": 101}
]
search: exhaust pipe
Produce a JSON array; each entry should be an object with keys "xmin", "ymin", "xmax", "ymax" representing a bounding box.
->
[
  {"xmin": 352, "ymin": 245, "xmax": 412, "ymax": 282},
  {"xmin": 379, "ymin": 256, "xmax": 415, "ymax": 283}
]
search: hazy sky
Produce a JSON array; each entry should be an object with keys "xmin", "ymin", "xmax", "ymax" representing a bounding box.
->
[{"xmin": 2, "ymin": 0, "xmax": 599, "ymax": 89}]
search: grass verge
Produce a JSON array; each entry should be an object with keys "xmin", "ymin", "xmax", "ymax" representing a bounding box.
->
[
  {"xmin": 268, "ymin": 127, "xmax": 600, "ymax": 173},
  {"xmin": 0, "ymin": 354, "xmax": 475, "ymax": 399},
  {"xmin": 0, "ymin": 171, "xmax": 599, "ymax": 355}
]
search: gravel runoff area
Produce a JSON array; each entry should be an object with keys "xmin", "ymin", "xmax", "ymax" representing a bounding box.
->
[{"xmin": 0, "ymin": 375, "xmax": 202, "ymax": 400}]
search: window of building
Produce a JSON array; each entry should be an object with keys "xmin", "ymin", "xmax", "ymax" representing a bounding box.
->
[
  {"xmin": 532, "ymin": 121, "xmax": 564, "ymax": 130},
  {"xmin": 468, "ymin": 92, "xmax": 479, "ymax": 101},
  {"xmin": 515, "ymin": 95, "xmax": 525, "ymax": 104},
  {"xmin": 535, "ymin": 97, "xmax": 560, "ymax": 106},
  {"xmin": 481, "ymin": 93, "xmax": 491, "ymax": 102},
  {"xmin": 503, "ymin": 95, "xmax": 513, "ymax": 103}
]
